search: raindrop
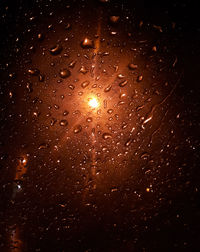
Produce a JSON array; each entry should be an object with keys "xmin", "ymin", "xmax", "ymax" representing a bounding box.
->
[
  {"xmin": 86, "ymin": 117, "xmax": 93, "ymax": 123},
  {"xmin": 50, "ymin": 118, "xmax": 57, "ymax": 126},
  {"xmin": 59, "ymin": 69, "xmax": 71, "ymax": 78},
  {"xmin": 37, "ymin": 33, "xmax": 44, "ymax": 41},
  {"xmin": 69, "ymin": 60, "xmax": 76, "ymax": 68},
  {"xmin": 81, "ymin": 38, "xmax": 94, "ymax": 48},
  {"xmin": 38, "ymin": 143, "xmax": 49, "ymax": 150},
  {"xmin": 107, "ymin": 109, "xmax": 113, "ymax": 114},
  {"xmin": 119, "ymin": 80, "xmax": 128, "ymax": 87},
  {"xmin": 119, "ymin": 93, "xmax": 126, "ymax": 99},
  {"xmin": 137, "ymin": 75, "xmax": 143, "ymax": 82},
  {"xmin": 63, "ymin": 110, "xmax": 69, "ymax": 116},
  {"xmin": 65, "ymin": 23, "xmax": 71, "ymax": 30},
  {"xmin": 102, "ymin": 132, "xmax": 112, "ymax": 140},
  {"xmin": 125, "ymin": 138, "xmax": 132, "ymax": 147},
  {"xmin": 104, "ymin": 85, "xmax": 112, "ymax": 92},
  {"xmin": 68, "ymin": 84, "xmax": 75, "ymax": 90},
  {"xmin": 110, "ymin": 16, "xmax": 120, "ymax": 24},
  {"xmin": 117, "ymin": 74, "xmax": 125, "ymax": 79},
  {"xmin": 26, "ymin": 83, "xmax": 33, "ymax": 92},
  {"xmin": 128, "ymin": 63, "xmax": 138, "ymax": 70},
  {"xmin": 74, "ymin": 125, "xmax": 82, "ymax": 134},
  {"xmin": 38, "ymin": 74, "xmax": 45, "ymax": 82},
  {"xmin": 9, "ymin": 91, "xmax": 13, "ymax": 98},
  {"xmin": 60, "ymin": 120, "xmax": 68, "ymax": 126},
  {"xmin": 81, "ymin": 81, "xmax": 90, "ymax": 88},
  {"xmin": 140, "ymin": 152, "xmax": 150, "ymax": 160},
  {"xmin": 79, "ymin": 66, "xmax": 88, "ymax": 74},
  {"xmin": 28, "ymin": 68, "xmax": 39, "ymax": 76},
  {"xmin": 49, "ymin": 44, "xmax": 63, "ymax": 55}
]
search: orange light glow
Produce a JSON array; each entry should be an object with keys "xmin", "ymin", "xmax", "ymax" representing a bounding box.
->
[{"xmin": 88, "ymin": 97, "xmax": 99, "ymax": 109}]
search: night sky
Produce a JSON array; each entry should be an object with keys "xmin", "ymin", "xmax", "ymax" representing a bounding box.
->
[{"xmin": 0, "ymin": 0, "xmax": 200, "ymax": 251}]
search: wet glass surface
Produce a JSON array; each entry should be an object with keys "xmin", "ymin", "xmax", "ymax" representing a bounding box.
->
[{"xmin": 0, "ymin": 0, "xmax": 200, "ymax": 251}]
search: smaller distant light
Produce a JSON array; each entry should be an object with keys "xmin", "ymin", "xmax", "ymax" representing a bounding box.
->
[{"xmin": 88, "ymin": 97, "xmax": 99, "ymax": 109}]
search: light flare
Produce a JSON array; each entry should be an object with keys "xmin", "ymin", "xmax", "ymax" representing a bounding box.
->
[{"xmin": 88, "ymin": 97, "xmax": 99, "ymax": 109}]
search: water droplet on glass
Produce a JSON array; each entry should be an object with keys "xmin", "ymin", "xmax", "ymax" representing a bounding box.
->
[
  {"xmin": 49, "ymin": 44, "xmax": 63, "ymax": 55},
  {"xmin": 137, "ymin": 75, "xmax": 143, "ymax": 82},
  {"xmin": 117, "ymin": 74, "xmax": 125, "ymax": 79},
  {"xmin": 125, "ymin": 138, "xmax": 132, "ymax": 147},
  {"xmin": 74, "ymin": 125, "xmax": 82, "ymax": 134},
  {"xmin": 110, "ymin": 16, "xmax": 120, "ymax": 24},
  {"xmin": 79, "ymin": 66, "xmax": 88, "ymax": 74},
  {"xmin": 81, "ymin": 38, "xmax": 94, "ymax": 48},
  {"xmin": 128, "ymin": 63, "xmax": 138, "ymax": 70},
  {"xmin": 63, "ymin": 110, "xmax": 69, "ymax": 116},
  {"xmin": 59, "ymin": 69, "xmax": 71, "ymax": 78},
  {"xmin": 107, "ymin": 109, "xmax": 113, "ymax": 114},
  {"xmin": 60, "ymin": 120, "xmax": 68, "ymax": 126},
  {"xmin": 28, "ymin": 68, "xmax": 39, "ymax": 76},
  {"xmin": 104, "ymin": 85, "xmax": 112, "ymax": 92},
  {"xmin": 102, "ymin": 132, "xmax": 112, "ymax": 140},
  {"xmin": 38, "ymin": 143, "xmax": 49, "ymax": 150},
  {"xmin": 86, "ymin": 117, "xmax": 93, "ymax": 123},
  {"xmin": 69, "ymin": 60, "xmax": 76, "ymax": 68},
  {"xmin": 81, "ymin": 81, "xmax": 90, "ymax": 88},
  {"xmin": 38, "ymin": 74, "xmax": 45, "ymax": 82},
  {"xmin": 119, "ymin": 80, "xmax": 128, "ymax": 87}
]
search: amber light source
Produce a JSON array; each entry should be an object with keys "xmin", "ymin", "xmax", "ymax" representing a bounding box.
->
[{"xmin": 88, "ymin": 96, "xmax": 99, "ymax": 109}]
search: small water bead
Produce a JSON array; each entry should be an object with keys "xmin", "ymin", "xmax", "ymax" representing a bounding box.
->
[
  {"xmin": 81, "ymin": 38, "xmax": 94, "ymax": 48},
  {"xmin": 74, "ymin": 125, "xmax": 82, "ymax": 134},
  {"xmin": 104, "ymin": 85, "xmax": 112, "ymax": 92},
  {"xmin": 110, "ymin": 16, "xmax": 120, "ymax": 24},
  {"xmin": 79, "ymin": 66, "xmax": 88, "ymax": 74},
  {"xmin": 107, "ymin": 109, "xmax": 113, "ymax": 114},
  {"xmin": 125, "ymin": 138, "xmax": 132, "ymax": 147},
  {"xmin": 50, "ymin": 118, "xmax": 57, "ymax": 126},
  {"xmin": 119, "ymin": 80, "xmax": 128, "ymax": 87},
  {"xmin": 102, "ymin": 133, "xmax": 112, "ymax": 140},
  {"xmin": 60, "ymin": 120, "xmax": 68, "ymax": 126},
  {"xmin": 59, "ymin": 69, "xmax": 71, "ymax": 78},
  {"xmin": 37, "ymin": 33, "xmax": 44, "ymax": 41},
  {"xmin": 68, "ymin": 84, "xmax": 75, "ymax": 90},
  {"xmin": 38, "ymin": 143, "xmax": 49, "ymax": 150},
  {"xmin": 49, "ymin": 44, "xmax": 63, "ymax": 55},
  {"xmin": 128, "ymin": 63, "xmax": 138, "ymax": 70},
  {"xmin": 137, "ymin": 75, "xmax": 143, "ymax": 82},
  {"xmin": 86, "ymin": 117, "xmax": 93, "ymax": 123},
  {"xmin": 63, "ymin": 110, "xmax": 69, "ymax": 116},
  {"xmin": 38, "ymin": 74, "xmax": 45, "ymax": 82},
  {"xmin": 28, "ymin": 68, "xmax": 39, "ymax": 76},
  {"xmin": 117, "ymin": 74, "xmax": 125, "ymax": 79},
  {"xmin": 69, "ymin": 60, "xmax": 76, "ymax": 68},
  {"xmin": 81, "ymin": 81, "xmax": 90, "ymax": 88}
]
